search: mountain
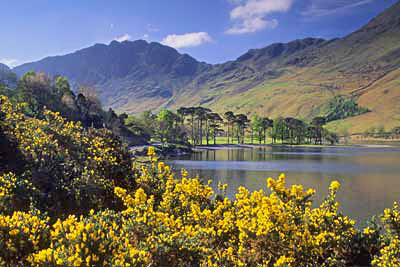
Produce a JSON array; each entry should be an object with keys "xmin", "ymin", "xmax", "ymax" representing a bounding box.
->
[
  {"xmin": 13, "ymin": 1, "xmax": 400, "ymax": 133},
  {"xmin": 0, "ymin": 63, "xmax": 17, "ymax": 88},
  {"xmin": 14, "ymin": 40, "xmax": 209, "ymax": 112},
  {"xmin": 170, "ymin": 1, "xmax": 400, "ymax": 133},
  {"xmin": 0, "ymin": 63, "xmax": 10, "ymax": 72}
]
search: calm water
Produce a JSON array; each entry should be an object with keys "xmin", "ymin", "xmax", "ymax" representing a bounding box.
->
[{"xmin": 167, "ymin": 145, "xmax": 400, "ymax": 226}]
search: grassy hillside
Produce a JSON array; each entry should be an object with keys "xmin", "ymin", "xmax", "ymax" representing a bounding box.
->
[
  {"xmin": 13, "ymin": 2, "xmax": 400, "ymax": 133},
  {"xmin": 326, "ymin": 68, "xmax": 400, "ymax": 133},
  {"xmin": 165, "ymin": 1, "xmax": 400, "ymax": 133}
]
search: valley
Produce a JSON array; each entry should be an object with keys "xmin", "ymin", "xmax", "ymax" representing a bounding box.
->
[{"xmin": 10, "ymin": 2, "xmax": 400, "ymax": 134}]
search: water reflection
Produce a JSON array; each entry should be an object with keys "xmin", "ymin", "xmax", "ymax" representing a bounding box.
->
[{"xmin": 168, "ymin": 145, "xmax": 400, "ymax": 227}]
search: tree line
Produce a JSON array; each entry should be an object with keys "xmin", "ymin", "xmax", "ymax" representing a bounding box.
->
[
  {"xmin": 362, "ymin": 126, "xmax": 400, "ymax": 139},
  {"xmin": 128, "ymin": 106, "xmax": 340, "ymax": 146},
  {"xmin": 0, "ymin": 72, "xmax": 339, "ymax": 146}
]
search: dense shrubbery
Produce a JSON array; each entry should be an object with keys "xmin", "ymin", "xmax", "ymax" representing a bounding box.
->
[
  {"xmin": 0, "ymin": 95, "xmax": 136, "ymax": 218},
  {"xmin": 325, "ymin": 95, "xmax": 369, "ymax": 122},
  {"xmin": 0, "ymin": 94, "xmax": 399, "ymax": 266},
  {"xmin": 0, "ymin": 68, "xmax": 17, "ymax": 89},
  {"xmin": 2, "ymin": 72, "xmax": 147, "ymax": 145}
]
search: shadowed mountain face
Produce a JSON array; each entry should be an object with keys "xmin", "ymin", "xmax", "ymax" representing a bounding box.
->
[
  {"xmin": 13, "ymin": 37, "xmax": 326, "ymax": 113},
  {"xmin": 0, "ymin": 63, "xmax": 10, "ymax": 72},
  {"xmin": 15, "ymin": 40, "xmax": 206, "ymax": 82},
  {"xmin": 13, "ymin": 1, "xmax": 400, "ymax": 132},
  {"xmin": 14, "ymin": 40, "xmax": 210, "ymax": 112},
  {"xmin": 0, "ymin": 63, "xmax": 17, "ymax": 88}
]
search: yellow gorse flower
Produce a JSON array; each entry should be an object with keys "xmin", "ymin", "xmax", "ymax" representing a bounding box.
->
[
  {"xmin": 329, "ymin": 180, "xmax": 341, "ymax": 191},
  {"xmin": 0, "ymin": 94, "xmax": 399, "ymax": 266}
]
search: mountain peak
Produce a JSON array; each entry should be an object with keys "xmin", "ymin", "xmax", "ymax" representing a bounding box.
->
[
  {"xmin": 355, "ymin": 1, "xmax": 400, "ymax": 33},
  {"xmin": 0, "ymin": 63, "xmax": 10, "ymax": 71},
  {"xmin": 236, "ymin": 37, "xmax": 325, "ymax": 63},
  {"xmin": 10, "ymin": 2, "xmax": 400, "ymax": 125},
  {"xmin": 109, "ymin": 40, "xmax": 120, "ymax": 46},
  {"xmin": 13, "ymin": 37, "xmax": 205, "ymax": 110}
]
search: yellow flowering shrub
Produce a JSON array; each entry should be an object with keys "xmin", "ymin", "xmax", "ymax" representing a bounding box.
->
[
  {"xmin": 29, "ymin": 211, "xmax": 150, "ymax": 266},
  {"xmin": 109, "ymin": 165, "xmax": 357, "ymax": 266},
  {"xmin": 0, "ymin": 142, "xmax": 398, "ymax": 266},
  {"xmin": 0, "ymin": 211, "xmax": 50, "ymax": 265},
  {"xmin": 0, "ymin": 95, "xmax": 136, "ymax": 217},
  {"xmin": 0, "ymin": 172, "xmax": 16, "ymax": 200},
  {"xmin": 381, "ymin": 202, "xmax": 400, "ymax": 238},
  {"xmin": 0, "ymin": 93, "xmax": 399, "ymax": 266},
  {"xmin": 371, "ymin": 202, "xmax": 400, "ymax": 267}
]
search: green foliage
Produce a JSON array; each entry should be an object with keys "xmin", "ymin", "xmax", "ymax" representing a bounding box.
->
[
  {"xmin": 8, "ymin": 72, "xmax": 144, "ymax": 145},
  {"xmin": 206, "ymin": 112, "xmax": 223, "ymax": 145},
  {"xmin": 125, "ymin": 112, "xmax": 154, "ymax": 142},
  {"xmin": 0, "ymin": 95, "xmax": 399, "ymax": 265},
  {"xmin": 0, "ymin": 84, "xmax": 13, "ymax": 98},
  {"xmin": 249, "ymin": 114, "xmax": 273, "ymax": 144},
  {"xmin": 156, "ymin": 109, "xmax": 176, "ymax": 144},
  {"xmin": 391, "ymin": 126, "xmax": 400, "ymax": 135},
  {"xmin": 271, "ymin": 117, "xmax": 289, "ymax": 144},
  {"xmin": 269, "ymin": 116, "xmax": 337, "ymax": 145},
  {"xmin": 251, "ymin": 114, "xmax": 263, "ymax": 141},
  {"xmin": 0, "ymin": 95, "xmax": 137, "ymax": 218},
  {"xmin": 54, "ymin": 76, "xmax": 72, "ymax": 96},
  {"xmin": 325, "ymin": 96, "xmax": 370, "ymax": 122},
  {"xmin": 0, "ymin": 68, "xmax": 17, "ymax": 89}
]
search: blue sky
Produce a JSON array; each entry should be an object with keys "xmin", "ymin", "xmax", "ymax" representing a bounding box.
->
[{"xmin": 0, "ymin": 0, "xmax": 397, "ymax": 67}]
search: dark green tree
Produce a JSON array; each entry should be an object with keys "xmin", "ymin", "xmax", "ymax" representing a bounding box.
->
[
  {"xmin": 311, "ymin": 117, "xmax": 326, "ymax": 144},
  {"xmin": 262, "ymin": 117, "xmax": 273, "ymax": 144},
  {"xmin": 194, "ymin": 107, "xmax": 211, "ymax": 145},
  {"xmin": 234, "ymin": 114, "xmax": 249, "ymax": 144},
  {"xmin": 271, "ymin": 117, "xmax": 288, "ymax": 144},
  {"xmin": 156, "ymin": 109, "xmax": 175, "ymax": 145},
  {"xmin": 224, "ymin": 111, "xmax": 235, "ymax": 144},
  {"xmin": 207, "ymin": 113, "xmax": 223, "ymax": 145}
]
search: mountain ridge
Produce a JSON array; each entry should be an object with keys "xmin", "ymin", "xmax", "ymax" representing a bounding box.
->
[
  {"xmin": 0, "ymin": 63, "xmax": 10, "ymax": 72},
  {"xmin": 12, "ymin": 1, "xmax": 400, "ymax": 133}
]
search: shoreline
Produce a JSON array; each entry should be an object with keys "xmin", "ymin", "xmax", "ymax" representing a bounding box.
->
[
  {"xmin": 129, "ymin": 143, "xmax": 193, "ymax": 158},
  {"xmin": 192, "ymin": 142, "xmax": 398, "ymax": 151},
  {"xmin": 130, "ymin": 141, "xmax": 399, "ymax": 158}
]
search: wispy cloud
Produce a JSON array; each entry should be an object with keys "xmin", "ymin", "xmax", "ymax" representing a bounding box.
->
[
  {"xmin": 161, "ymin": 32, "xmax": 213, "ymax": 49},
  {"xmin": 0, "ymin": 58, "xmax": 19, "ymax": 68},
  {"xmin": 227, "ymin": 0, "xmax": 246, "ymax": 4},
  {"xmin": 226, "ymin": 17, "xmax": 279, "ymax": 34},
  {"xmin": 142, "ymin": 34, "xmax": 150, "ymax": 40},
  {"xmin": 140, "ymin": 24, "xmax": 159, "ymax": 42},
  {"xmin": 114, "ymin": 34, "xmax": 131, "ymax": 42},
  {"xmin": 226, "ymin": 0, "xmax": 293, "ymax": 34},
  {"xmin": 146, "ymin": 24, "xmax": 160, "ymax": 32},
  {"xmin": 302, "ymin": 0, "xmax": 374, "ymax": 17}
]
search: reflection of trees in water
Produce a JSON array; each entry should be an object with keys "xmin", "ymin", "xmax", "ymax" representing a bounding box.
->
[{"xmin": 195, "ymin": 147, "xmax": 376, "ymax": 166}]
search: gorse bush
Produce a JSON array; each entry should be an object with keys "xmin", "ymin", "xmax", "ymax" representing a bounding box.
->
[
  {"xmin": 0, "ymin": 94, "xmax": 399, "ymax": 266},
  {"xmin": 369, "ymin": 202, "xmax": 400, "ymax": 266},
  {"xmin": 0, "ymin": 210, "xmax": 50, "ymax": 266},
  {"xmin": 0, "ymin": 95, "xmax": 136, "ymax": 218},
  {"xmin": 4, "ymin": 72, "xmax": 146, "ymax": 146}
]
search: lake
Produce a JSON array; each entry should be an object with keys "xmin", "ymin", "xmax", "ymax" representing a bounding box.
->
[{"xmin": 167, "ymin": 145, "xmax": 400, "ymax": 227}]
